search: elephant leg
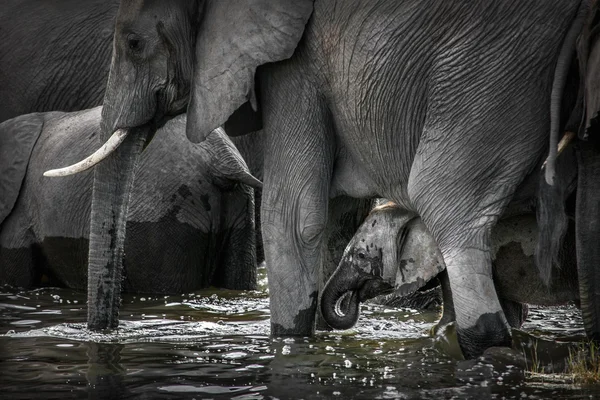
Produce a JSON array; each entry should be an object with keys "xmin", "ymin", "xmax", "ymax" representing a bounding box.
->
[
  {"xmin": 0, "ymin": 220, "xmax": 38, "ymax": 288},
  {"xmin": 499, "ymin": 298, "xmax": 528, "ymax": 329},
  {"xmin": 254, "ymin": 188, "xmax": 265, "ymax": 265},
  {"xmin": 262, "ymin": 162, "xmax": 332, "ymax": 335},
  {"xmin": 409, "ymin": 186, "xmax": 512, "ymax": 357},
  {"xmin": 213, "ymin": 184, "xmax": 257, "ymax": 290},
  {"xmin": 260, "ymin": 68, "xmax": 335, "ymax": 336},
  {"xmin": 576, "ymin": 140, "xmax": 600, "ymax": 341},
  {"xmin": 0, "ymin": 245, "xmax": 37, "ymax": 288},
  {"xmin": 316, "ymin": 196, "xmax": 374, "ymax": 330},
  {"xmin": 407, "ymin": 116, "xmax": 545, "ymax": 357},
  {"xmin": 432, "ymin": 270, "xmax": 456, "ymax": 336}
]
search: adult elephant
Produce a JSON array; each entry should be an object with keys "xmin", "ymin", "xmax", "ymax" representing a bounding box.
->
[
  {"xmin": 0, "ymin": 0, "xmax": 118, "ymax": 122},
  {"xmin": 50, "ymin": 0, "xmax": 594, "ymax": 358},
  {"xmin": 0, "ymin": 107, "xmax": 261, "ymax": 293}
]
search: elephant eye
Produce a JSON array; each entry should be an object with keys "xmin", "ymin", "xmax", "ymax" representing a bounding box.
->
[
  {"xmin": 357, "ymin": 252, "xmax": 366, "ymax": 259},
  {"xmin": 127, "ymin": 34, "xmax": 144, "ymax": 52}
]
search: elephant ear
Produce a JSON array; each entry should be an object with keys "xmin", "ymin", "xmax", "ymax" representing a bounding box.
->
[
  {"xmin": 200, "ymin": 127, "xmax": 262, "ymax": 189},
  {"xmin": 578, "ymin": 0, "xmax": 600, "ymax": 140},
  {"xmin": 394, "ymin": 218, "xmax": 446, "ymax": 296},
  {"xmin": 0, "ymin": 114, "xmax": 44, "ymax": 226},
  {"xmin": 186, "ymin": 0, "xmax": 313, "ymax": 142}
]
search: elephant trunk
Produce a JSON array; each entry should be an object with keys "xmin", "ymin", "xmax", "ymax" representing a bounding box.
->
[
  {"xmin": 87, "ymin": 127, "xmax": 149, "ymax": 330},
  {"xmin": 320, "ymin": 262, "xmax": 393, "ymax": 330},
  {"xmin": 545, "ymin": 0, "xmax": 591, "ymax": 185}
]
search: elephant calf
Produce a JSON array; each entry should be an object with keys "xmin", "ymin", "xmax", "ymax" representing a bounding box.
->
[
  {"xmin": 0, "ymin": 107, "xmax": 260, "ymax": 294},
  {"xmin": 320, "ymin": 202, "xmax": 579, "ymax": 331}
]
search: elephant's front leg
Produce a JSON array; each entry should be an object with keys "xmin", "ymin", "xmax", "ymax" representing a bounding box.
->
[{"xmin": 261, "ymin": 150, "xmax": 333, "ymax": 336}]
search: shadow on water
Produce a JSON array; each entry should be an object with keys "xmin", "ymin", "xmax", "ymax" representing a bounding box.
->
[{"xmin": 1, "ymin": 268, "xmax": 600, "ymax": 399}]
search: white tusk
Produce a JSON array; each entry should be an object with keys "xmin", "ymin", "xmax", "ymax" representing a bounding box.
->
[
  {"xmin": 542, "ymin": 131, "xmax": 576, "ymax": 169},
  {"xmin": 556, "ymin": 131, "xmax": 576, "ymax": 156},
  {"xmin": 43, "ymin": 129, "xmax": 128, "ymax": 177}
]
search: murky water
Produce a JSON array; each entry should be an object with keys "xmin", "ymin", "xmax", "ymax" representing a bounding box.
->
[{"xmin": 1, "ymin": 267, "xmax": 599, "ymax": 399}]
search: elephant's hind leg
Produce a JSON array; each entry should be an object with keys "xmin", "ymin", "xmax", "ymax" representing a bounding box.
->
[
  {"xmin": 214, "ymin": 185, "xmax": 257, "ymax": 290},
  {"xmin": 408, "ymin": 108, "xmax": 546, "ymax": 358}
]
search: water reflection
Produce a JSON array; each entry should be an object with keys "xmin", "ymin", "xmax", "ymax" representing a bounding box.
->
[
  {"xmin": 1, "ymin": 284, "xmax": 600, "ymax": 399},
  {"xmin": 86, "ymin": 342, "xmax": 127, "ymax": 399}
]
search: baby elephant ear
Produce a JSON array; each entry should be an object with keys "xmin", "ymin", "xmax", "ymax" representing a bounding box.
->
[
  {"xmin": 395, "ymin": 219, "xmax": 446, "ymax": 296},
  {"xmin": 187, "ymin": 0, "xmax": 313, "ymax": 143}
]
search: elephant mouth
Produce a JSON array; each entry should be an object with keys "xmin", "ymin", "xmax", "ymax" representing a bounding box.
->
[{"xmin": 358, "ymin": 277, "xmax": 395, "ymax": 301}]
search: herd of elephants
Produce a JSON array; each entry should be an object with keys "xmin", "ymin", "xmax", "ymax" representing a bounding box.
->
[{"xmin": 1, "ymin": 0, "xmax": 600, "ymax": 361}]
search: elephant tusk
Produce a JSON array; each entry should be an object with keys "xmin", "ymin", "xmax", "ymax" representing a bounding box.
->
[
  {"xmin": 542, "ymin": 131, "xmax": 576, "ymax": 170},
  {"xmin": 43, "ymin": 129, "xmax": 129, "ymax": 177}
]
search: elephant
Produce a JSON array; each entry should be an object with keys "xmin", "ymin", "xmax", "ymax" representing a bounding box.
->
[
  {"xmin": 320, "ymin": 200, "xmax": 580, "ymax": 335},
  {"xmin": 0, "ymin": 106, "xmax": 262, "ymax": 294},
  {"xmin": 0, "ymin": 0, "xmax": 118, "ymax": 123},
  {"xmin": 48, "ymin": 0, "xmax": 600, "ymax": 358}
]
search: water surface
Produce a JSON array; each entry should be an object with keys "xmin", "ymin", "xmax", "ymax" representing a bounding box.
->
[{"xmin": 1, "ymin": 270, "xmax": 599, "ymax": 399}]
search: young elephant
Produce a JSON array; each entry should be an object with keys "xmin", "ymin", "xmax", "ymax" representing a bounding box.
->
[
  {"xmin": 0, "ymin": 107, "xmax": 261, "ymax": 293},
  {"xmin": 321, "ymin": 202, "xmax": 579, "ymax": 330}
]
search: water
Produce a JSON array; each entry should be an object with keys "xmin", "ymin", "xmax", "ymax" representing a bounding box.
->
[{"xmin": 1, "ymin": 268, "xmax": 599, "ymax": 399}]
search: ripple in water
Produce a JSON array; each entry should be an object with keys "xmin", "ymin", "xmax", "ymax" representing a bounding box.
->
[{"xmin": 1, "ymin": 284, "xmax": 598, "ymax": 399}]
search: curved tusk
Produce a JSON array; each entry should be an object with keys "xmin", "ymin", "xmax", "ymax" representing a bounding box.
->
[
  {"xmin": 542, "ymin": 131, "xmax": 576, "ymax": 169},
  {"xmin": 43, "ymin": 129, "xmax": 128, "ymax": 177}
]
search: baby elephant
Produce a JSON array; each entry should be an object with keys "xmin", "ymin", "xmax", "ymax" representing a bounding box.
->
[
  {"xmin": 320, "ymin": 202, "xmax": 579, "ymax": 330},
  {"xmin": 0, "ymin": 107, "xmax": 261, "ymax": 294}
]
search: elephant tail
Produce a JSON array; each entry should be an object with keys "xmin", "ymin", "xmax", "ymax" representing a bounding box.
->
[{"xmin": 544, "ymin": 0, "xmax": 591, "ymax": 185}]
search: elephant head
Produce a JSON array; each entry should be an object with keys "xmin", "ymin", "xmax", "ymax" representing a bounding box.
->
[
  {"xmin": 99, "ymin": 0, "xmax": 313, "ymax": 144},
  {"xmin": 319, "ymin": 202, "xmax": 445, "ymax": 330},
  {"xmin": 43, "ymin": 0, "xmax": 311, "ymax": 330}
]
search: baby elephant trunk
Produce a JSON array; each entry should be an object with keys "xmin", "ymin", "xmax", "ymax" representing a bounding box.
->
[{"xmin": 319, "ymin": 253, "xmax": 394, "ymax": 330}]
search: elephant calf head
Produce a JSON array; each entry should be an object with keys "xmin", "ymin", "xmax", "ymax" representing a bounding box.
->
[{"xmin": 319, "ymin": 202, "xmax": 445, "ymax": 330}]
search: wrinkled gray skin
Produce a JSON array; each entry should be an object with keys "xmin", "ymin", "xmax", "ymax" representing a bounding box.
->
[
  {"xmin": 72, "ymin": 0, "xmax": 370, "ymax": 333},
  {"xmin": 0, "ymin": 0, "xmax": 118, "ymax": 122},
  {"xmin": 89, "ymin": 0, "xmax": 597, "ymax": 358},
  {"xmin": 0, "ymin": 107, "xmax": 259, "ymax": 294},
  {"xmin": 322, "ymin": 202, "xmax": 579, "ymax": 333},
  {"xmin": 571, "ymin": 5, "xmax": 600, "ymax": 343}
]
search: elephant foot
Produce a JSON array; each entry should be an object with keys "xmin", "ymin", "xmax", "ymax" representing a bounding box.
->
[
  {"xmin": 270, "ymin": 293, "xmax": 318, "ymax": 337},
  {"xmin": 432, "ymin": 322, "xmax": 464, "ymax": 361},
  {"xmin": 456, "ymin": 312, "xmax": 512, "ymax": 359}
]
